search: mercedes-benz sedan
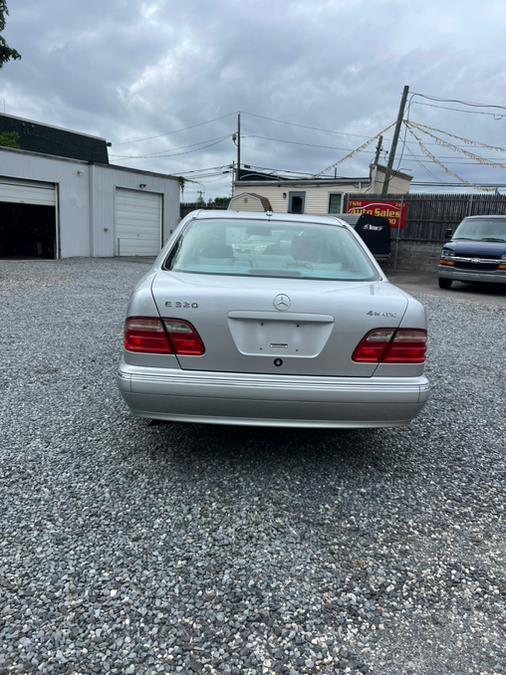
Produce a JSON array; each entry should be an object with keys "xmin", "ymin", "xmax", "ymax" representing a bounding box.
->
[{"xmin": 117, "ymin": 210, "xmax": 430, "ymax": 428}]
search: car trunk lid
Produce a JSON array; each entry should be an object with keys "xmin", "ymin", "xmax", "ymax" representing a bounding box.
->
[{"xmin": 151, "ymin": 272, "xmax": 408, "ymax": 377}]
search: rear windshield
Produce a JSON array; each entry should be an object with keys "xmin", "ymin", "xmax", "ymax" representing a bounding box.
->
[
  {"xmin": 165, "ymin": 218, "xmax": 379, "ymax": 281},
  {"xmin": 453, "ymin": 217, "xmax": 506, "ymax": 242}
]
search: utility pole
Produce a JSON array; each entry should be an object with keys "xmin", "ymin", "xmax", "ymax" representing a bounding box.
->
[
  {"xmin": 236, "ymin": 112, "xmax": 241, "ymax": 184},
  {"xmin": 374, "ymin": 135, "xmax": 383, "ymax": 166},
  {"xmin": 382, "ymin": 85, "xmax": 409, "ymax": 196}
]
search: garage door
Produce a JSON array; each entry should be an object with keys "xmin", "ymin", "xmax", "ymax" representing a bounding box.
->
[
  {"xmin": 115, "ymin": 188, "xmax": 162, "ymax": 256},
  {"xmin": 0, "ymin": 178, "xmax": 56, "ymax": 206}
]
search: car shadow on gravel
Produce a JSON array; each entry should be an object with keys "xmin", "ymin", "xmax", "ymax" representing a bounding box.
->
[{"xmin": 133, "ymin": 419, "xmax": 406, "ymax": 478}]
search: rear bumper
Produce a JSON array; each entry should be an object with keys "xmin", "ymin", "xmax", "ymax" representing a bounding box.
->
[
  {"xmin": 117, "ymin": 360, "xmax": 430, "ymax": 428},
  {"xmin": 438, "ymin": 265, "xmax": 506, "ymax": 284}
]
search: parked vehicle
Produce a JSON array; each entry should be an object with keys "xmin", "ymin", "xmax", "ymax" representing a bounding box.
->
[
  {"xmin": 438, "ymin": 215, "xmax": 506, "ymax": 289},
  {"xmin": 117, "ymin": 210, "xmax": 429, "ymax": 428}
]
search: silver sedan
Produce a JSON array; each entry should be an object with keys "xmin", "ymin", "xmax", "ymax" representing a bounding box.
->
[{"xmin": 117, "ymin": 210, "xmax": 430, "ymax": 428}]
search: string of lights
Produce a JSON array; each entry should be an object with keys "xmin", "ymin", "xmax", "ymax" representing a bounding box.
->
[
  {"xmin": 405, "ymin": 126, "xmax": 496, "ymax": 192},
  {"xmin": 409, "ymin": 120, "xmax": 506, "ymax": 152},
  {"xmin": 406, "ymin": 121, "xmax": 506, "ymax": 169},
  {"xmin": 315, "ymin": 122, "xmax": 396, "ymax": 176}
]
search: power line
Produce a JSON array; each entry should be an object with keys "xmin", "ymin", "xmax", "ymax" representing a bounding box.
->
[
  {"xmin": 110, "ymin": 135, "xmax": 231, "ymax": 159},
  {"xmin": 412, "ymin": 101, "xmax": 506, "ymax": 118},
  {"xmin": 112, "ymin": 112, "xmax": 236, "ymax": 146},
  {"xmin": 246, "ymin": 129, "xmax": 493, "ymax": 155},
  {"xmin": 183, "ymin": 171, "xmax": 232, "ymax": 180},
  {"xmin": 402, "ymin": 143, "xmax": 444, "ymax": 182},
  {"xmin": 246, "ymin": 134, "xmax": 506, "ymax": 165},
  {"xmin": 397, "ymin": 89, "xmax": 506, "ymax": 169},
  {"xmin": 411, "ymin": 92, "xmax": 506, "ymax": 111},
  {"xmin": 243, "ymin": 164, "xmax": 335, "ymax": 177},
  {"xmin": 241, "ymin": 110, "xmax": 382, "ymax": 140},
  {"xmin": 244, "ymin": 134, "xmax": 357, "ymax": 153},
  {"xmin": 411, "ymin": 181, "xmax": 506, "ymax": 187},
  {"xmin": 177, "ymin": 164, "xmax": 232, "ymax": 175},
  {"xmin": 111, "ymin": 136, "xmax": 230, "ymax": 160}
]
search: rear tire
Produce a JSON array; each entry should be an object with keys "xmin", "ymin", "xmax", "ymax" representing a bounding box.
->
[{"xmin": 438, "ymin": 277, "xmax": 452, "ymax": 289}]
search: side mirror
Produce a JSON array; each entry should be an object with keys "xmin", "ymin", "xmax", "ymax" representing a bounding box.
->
[{"xmin": 445, "ymin": 228, "xmax": 453, "ymax": 240}]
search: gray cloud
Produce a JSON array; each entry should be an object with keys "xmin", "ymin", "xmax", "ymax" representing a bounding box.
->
[{"xmin": 2, "ymin": 0, "xmax": 506, "ymax": 198}]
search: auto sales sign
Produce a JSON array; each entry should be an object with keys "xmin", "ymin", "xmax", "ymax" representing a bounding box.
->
[{"xmin": 346, "ymin": 200, "xmax": 408, "ymax": 229}]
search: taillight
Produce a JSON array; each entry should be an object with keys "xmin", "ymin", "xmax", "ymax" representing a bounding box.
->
[
  {"xmin": 124, "ymin": 317, "xmax": 173, "ymax": 354},
  {"xmin": 124, "ymin": 317, "xmax": 204, "ymax": 356},
  {"xmin": 353, "ymin": 328, "xmax": 427, "ymax": 364},
  {"xmin": 162, "ymin": 319, "xmax": 205, "ymax": 356},
  {"xmin": 382, "ymin": 329, "xmax": 427, "ymax": 363}
]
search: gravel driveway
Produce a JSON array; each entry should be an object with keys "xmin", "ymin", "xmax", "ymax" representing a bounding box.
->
[{"xmin": 0, "ymin": 259, "xmax": 504, "ymax": 674}]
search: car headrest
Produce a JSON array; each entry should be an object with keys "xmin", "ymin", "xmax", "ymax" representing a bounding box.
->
[
  {"xmin": 201, "ymin": 236, "xmax": 234, "ymax": 259},
  {"xmin": 291, "ymin": 231, "xmax": 333, "ymax": 263}
]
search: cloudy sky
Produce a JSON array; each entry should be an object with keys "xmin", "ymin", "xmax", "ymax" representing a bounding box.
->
[{"xmin": 2, "ymin": 0, "xmax": 506, "ymax": 199}]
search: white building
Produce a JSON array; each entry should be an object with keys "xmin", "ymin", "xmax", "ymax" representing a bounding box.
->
[
  {"xmin": 233, "ymin": 164, "xmax": 411, "ymax": 216},
  {"xmin": 0, "ymin": 114, "xmax": 180, "ymax": 259}
]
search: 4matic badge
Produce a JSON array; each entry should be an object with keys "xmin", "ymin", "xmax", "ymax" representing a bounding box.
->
[{"xmin": 367, "ymin": 310, "xmax": 397, "ymax": 318}]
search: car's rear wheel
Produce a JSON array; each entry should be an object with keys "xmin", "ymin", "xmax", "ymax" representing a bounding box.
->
[{"xmin": 438, "ymin": 277, "xmax": 452, "ymax": 289}]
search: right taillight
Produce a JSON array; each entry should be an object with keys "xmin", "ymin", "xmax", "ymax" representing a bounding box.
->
[
  {"xmin": 124, "ymin": 317, "xmax": 205, "ymax": 356},
  {"xmin": 353, "ymin": 328, "xmax": 427, "ymax": 364}
]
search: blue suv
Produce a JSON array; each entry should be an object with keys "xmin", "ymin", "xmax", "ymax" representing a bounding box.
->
[{"xmin": 438, "ymin": 215, "xmax": 506, "ymax": 289}]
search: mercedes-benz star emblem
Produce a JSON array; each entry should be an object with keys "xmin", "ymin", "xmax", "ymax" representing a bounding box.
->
[{"xmin": 273, "ymin": 293, "xmax": 291, "ymax": 311}]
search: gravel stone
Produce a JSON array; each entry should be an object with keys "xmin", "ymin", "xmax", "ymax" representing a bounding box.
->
[{"xmin": 0, "ymin": 258, "xmax": 504, "ymax": 674}]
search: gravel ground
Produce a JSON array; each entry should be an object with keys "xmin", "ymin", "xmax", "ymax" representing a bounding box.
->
[{"xmin": 0, "ymin": 258, "xmax": 504, "ymax": 674}]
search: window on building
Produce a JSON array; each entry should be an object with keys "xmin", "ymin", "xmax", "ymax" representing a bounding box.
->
[
  {"xmin": 328, "ymin": 193, "xmax": 342, "ymax": 214},
  {"xmin": 288, "ymin": 191, "xmax": 305, "ymax": 213}
]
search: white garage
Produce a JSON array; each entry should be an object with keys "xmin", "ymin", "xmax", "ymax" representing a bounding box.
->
[
  {"xmin": 0, "ymin": 147, "xmax": 180, "ymax": 259},
  {"xmin": 0, "ymin": 177, "xmax": 56, "ymax": 206},
  {"xmin": 0, "ymin": 178, "xmax": 58, "ymax": 258},
  {"xmin": 115, "ymin": 188, "xmax": 163, "ymax": 256}
]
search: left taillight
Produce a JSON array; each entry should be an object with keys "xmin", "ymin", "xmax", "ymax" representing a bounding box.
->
[
  {"xmin": 124, "ymin": 317, "xmax": 204, "ymax": 356},
  {"xmin": 353, "ymin": 328, "xmax": 427, "ymax": 364}
]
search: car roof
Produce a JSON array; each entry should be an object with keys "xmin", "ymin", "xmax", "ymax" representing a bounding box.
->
[
  {"xmin": 463, "ymin": 215, "xmax": 506, "ymax": 220},
  {"xmin": 189, "ymin": 209, "xmax": 348, "ymax": 227}
]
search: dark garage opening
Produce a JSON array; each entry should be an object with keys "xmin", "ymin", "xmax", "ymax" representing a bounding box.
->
[{"xmin": 0, "ymin": 202, "xmax": 56, "ymax": 258}]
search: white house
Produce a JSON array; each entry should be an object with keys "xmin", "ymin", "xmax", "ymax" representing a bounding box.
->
[{"xmin": 233, "ymin": 164, "xmax": 412, "ymax": 216}]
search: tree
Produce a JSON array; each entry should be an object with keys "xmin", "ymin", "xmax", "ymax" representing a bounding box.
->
[
  {"xmin": 207, "ymin": 196, "xmax": 231, "ymax": 208},
  {"xmin": 0, "ymin": 1, "xmax": 21, "ymax": 68},
  {"xmin": 0, "ymin": 131, "xmax": 19, "ymax": 147}
]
